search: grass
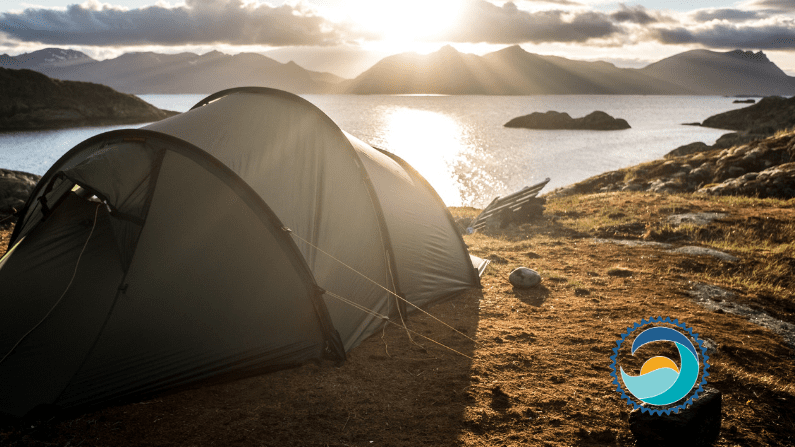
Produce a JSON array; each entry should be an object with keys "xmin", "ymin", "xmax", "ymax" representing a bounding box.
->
[{"xmin": 541, "ymin": 191, "xmax": 795, "ymax": 300}]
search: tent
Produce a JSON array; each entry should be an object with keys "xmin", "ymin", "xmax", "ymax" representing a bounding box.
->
[{"xmin": 0, "ymin": 87, "xmax": 486, "ymax": 418}]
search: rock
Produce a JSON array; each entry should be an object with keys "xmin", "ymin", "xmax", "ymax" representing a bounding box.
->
[
  {"xmin": 669, "ymin": 246, "xmax": 739, "ymax": 262},
  {"xmin": 0, "ymin": 169, "xmax": 40, "ymax": 216},
  {"xmin": 666, "ymin": 142, "xmax": 711, "ymax": 159},
  {"xmin": 629, "ymin": 387, "xmax": 722, "ymax": 447},
  {"xmin": 699, "ymin": 162, "xmax": 795, "ymax": 199},
  {"xmin": 667, "ymin": 213, "xmax": 727, "ymax": 226},
  {"xmin": 504, "ymin": 110, "xmax": 630, "ymax": 130},
  {"xmin": 0, "ymin": 67, "xmax": 178, "ymax": 130},
  {"xmin": 508, "ymin": 267, "xmax": 541, "ymax": 288},
  {"xmin": 733, "ymin": 99, "xmax": 755, "ymax": 104}
]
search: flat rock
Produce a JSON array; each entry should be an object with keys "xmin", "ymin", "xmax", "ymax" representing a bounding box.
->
[
  {"xmin": 687, "ymin": 283, "xmax": 795, "ymax": 351},
  {"xmin": 592, "ymin": 238, "xmax": 673, "ymax": 249},
  {"xmin": 667, "ymin": 212, "xmax": 727, "ymax": 226},
  {"xmin": 669, "ymin": 246, "xmax": 738, "ymax": 262},
  {"xmin": 629, "ymin": 387, "xmax": 722, "ymax": 447}
]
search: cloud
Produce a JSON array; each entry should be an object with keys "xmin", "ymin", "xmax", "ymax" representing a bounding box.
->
[
  {"xmin": 745, "ymin": 0, "xmax": 795, "ymax": 12},
  {"xmin": 610, "ymin": 4, "xmax": 657, "ymax": 25},
  {"xmin": 692, "ymin": 8, "xmax": 763, "ymax": 22},
  {"xmin": 0, "ymin": 0, "xmax": 366, "ymax": 46},
  {"xmin": 651, "ymin": 22, "xmax": 795, "ymax": 50},
  {"xmin": 443, "ymin": 1, "xmax": 618, "ymax": 44},
  {"xmin": 517, "ymin": 0, "xmax": 583, "ymax": 6}
]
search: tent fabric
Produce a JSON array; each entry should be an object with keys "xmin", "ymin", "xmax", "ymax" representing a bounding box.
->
[{"xmin": 0, "ymin": 87, "xmax": 481, "ymax": 418}]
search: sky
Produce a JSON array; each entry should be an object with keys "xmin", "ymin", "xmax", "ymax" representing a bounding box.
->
[{"xmin": 1, "ymin": 0, "xmax": 794, "ymax": 78}]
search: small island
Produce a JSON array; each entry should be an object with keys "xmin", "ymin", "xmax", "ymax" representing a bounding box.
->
[
  {"xmin": 504, "ymin": 110, "xmax": 630, "ymax": 130},
  {"xmin": 0, "ymin": 67, "xmax": 178, "ymax": 131}
]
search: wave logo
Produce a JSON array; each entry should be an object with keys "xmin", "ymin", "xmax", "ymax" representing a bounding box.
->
[{"xmin": 610, "ymin": 317, "xmax": 709, "ymax": 415}]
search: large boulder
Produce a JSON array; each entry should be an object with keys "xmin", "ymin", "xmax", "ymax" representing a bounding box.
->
[
  {"xmin": 505, "ymin": 110, "xmax": 630, "ymax": 130},
  {"xmin": 0, "ymin": 169, "xmax": 39, "ymax": 216}
]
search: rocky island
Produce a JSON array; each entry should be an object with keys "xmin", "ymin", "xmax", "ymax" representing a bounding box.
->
[
  {"xmin": 504, "ymin": 110, "xmax": 630, "ymax": 130},
  {"xmin": 0, "ymin": 67, "xmax": 178, "ymax": 131}
]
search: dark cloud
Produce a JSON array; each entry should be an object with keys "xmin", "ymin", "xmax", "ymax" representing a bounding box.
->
[
  {"xmin": 443, "ymin": 1, "xmax": 618, "ymax": 44},
  {"xmin": 747, "ymin": 0, "xmax": 795, "ymax": 12},
  {"xmin": 610, "ymin": 5, "xmax": 657, "ymax": 25},
  {"xmin": 652, "ymin": 23, "xmax": 795, "ymax": 49},
  {"xmin": 692, "ymin": 9, "xmax": 763, "ymax": 22},
  {"xmin": 0, "ymin": 0, "xmax": 365, "ymax": 46}
]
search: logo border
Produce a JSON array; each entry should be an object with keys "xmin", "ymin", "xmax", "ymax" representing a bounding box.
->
[{"xmin": 609, "ymin": 316, "xmax": 710, "ymax": 415}]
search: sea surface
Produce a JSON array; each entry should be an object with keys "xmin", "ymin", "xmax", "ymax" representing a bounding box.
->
[{"xmin": 0, "ymin": 94, "xmax": 748, "ymax": 207}]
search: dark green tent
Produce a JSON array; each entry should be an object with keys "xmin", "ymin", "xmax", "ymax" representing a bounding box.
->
[{"xmin": 0, "ymin": 88, "xmax": 486, "ymax": 418}]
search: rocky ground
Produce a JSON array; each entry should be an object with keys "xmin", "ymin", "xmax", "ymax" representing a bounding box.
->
[
  {"xmin": 0, "ymin": 68, "xmax": 178, "ymax": 131},
  {"xmin": 1, "ymin": 192, "xmax": 793, "ymax": 446},
  {"xmin": 550, "ymin": 96, "xmax": 795, "ymax": 199}
]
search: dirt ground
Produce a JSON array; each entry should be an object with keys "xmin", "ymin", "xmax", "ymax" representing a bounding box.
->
[{"xmin": 1, "ymin": 191, "xmax": 793, "ymax": 446}]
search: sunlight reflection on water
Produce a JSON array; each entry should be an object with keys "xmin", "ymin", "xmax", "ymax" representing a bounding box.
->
[{"xmin": 364, "ymin": 107, "xmax": 503, "ymax": 207}]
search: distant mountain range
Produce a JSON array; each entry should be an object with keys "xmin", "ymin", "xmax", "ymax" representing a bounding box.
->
[
  {"xmin": 0, "ymin": 48, "xmax": 342, "ymax": 94},
  {"xmin": 2, "ymin": 46, "xmax": 794, "ymax": 96}
]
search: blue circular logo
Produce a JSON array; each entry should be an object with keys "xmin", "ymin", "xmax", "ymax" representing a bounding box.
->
[{"xmin": 610, "ymin": 317, "xmax": 710, "ymax": 415}]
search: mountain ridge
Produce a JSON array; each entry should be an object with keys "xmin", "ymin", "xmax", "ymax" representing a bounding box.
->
[{"xmin": 2, "ymin": 46, "xmax": 794, "ymax": 96}]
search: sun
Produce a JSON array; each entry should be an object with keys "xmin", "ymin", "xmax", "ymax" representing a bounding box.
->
[{"xmin": 347, "ymin": 0, "xmax": 463, "ymax": 43}]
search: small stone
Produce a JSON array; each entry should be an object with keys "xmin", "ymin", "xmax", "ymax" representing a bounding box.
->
[
  {"xmin": 629, "ymin": 387, "xmax": 722, "ymax": 447},
  {"xmin": 509, "ymin": 267, "xmax": 542, "ymax": 288}
]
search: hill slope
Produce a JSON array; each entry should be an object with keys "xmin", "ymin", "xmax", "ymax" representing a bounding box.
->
[{"xmin": 0, "ymin": 68, "xmax": 177, "ymax": 130}]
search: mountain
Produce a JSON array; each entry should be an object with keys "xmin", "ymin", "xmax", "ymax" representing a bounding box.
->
[
  {"xmin": 345, "ymin": 45, "xmax": 683, "ymax": 95},
  {"xmin": 1, "ymin": 49, "xmax": 339, "ymax": 94},
  {"xmin": 0, "ymin": 67, "xmax": 177, "ymax": 130},
  {"xmin": 640, "ymin": 49, "xmax": 795, "ymax": 96},
  {"xmin": 347, "ymin": 45, "xmax": 795, "ymax": 95},
  {"xmin": 4, "ymin": 46, "xmax": 794, "ymax": 96},
  {"xmin": 481, "ymin": 45, "xmax": 686, "ymax": 94},
  {"xmin": 0, "ymin": 48, "xmax": 96, "ymax": 70}
]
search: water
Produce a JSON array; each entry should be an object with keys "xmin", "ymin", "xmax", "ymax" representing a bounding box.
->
[{"xmin": 0, "ymin": 94, "xmax": 747, "ymax": 207}]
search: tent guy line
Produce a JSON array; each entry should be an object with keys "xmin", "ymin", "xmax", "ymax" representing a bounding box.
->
[
  {"xmin": 286, "ymin": 227, "xmax": 479, "ymax": 344},
  {"xmin": 0, "ymin": 202, "xmax": 101, "ymax": 367},
  {"xmin": 323, "ymin": 289, "xmax": 475, "ymax": 361}
]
